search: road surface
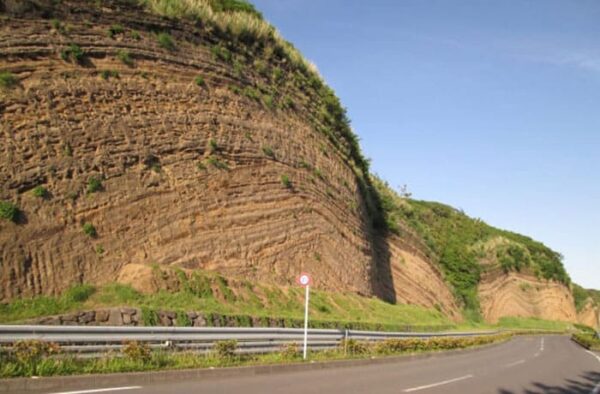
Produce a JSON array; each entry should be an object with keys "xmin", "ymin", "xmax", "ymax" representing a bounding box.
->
[{"xmin": 23, "ymin": 336, "xmax": 600, "ymax": 394}]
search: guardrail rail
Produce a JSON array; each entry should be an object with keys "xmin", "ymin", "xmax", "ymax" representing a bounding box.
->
[{"xmin": 0, "ymin": 325, "xmax": 499, "ymax": 356}]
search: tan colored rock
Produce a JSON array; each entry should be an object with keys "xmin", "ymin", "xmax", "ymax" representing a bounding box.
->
[
  {"xmin": 478, "ymin": 272, "xmax": 577, "ymax": 323},
  {"xmin": 578, "ymin": 300, "xmax": 599, "ymax": 329}
]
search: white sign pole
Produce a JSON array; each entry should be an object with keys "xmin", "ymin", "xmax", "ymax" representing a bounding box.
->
[{"xmin": 303, "ymin": 284, "xmax": 310, "ymax": 360}]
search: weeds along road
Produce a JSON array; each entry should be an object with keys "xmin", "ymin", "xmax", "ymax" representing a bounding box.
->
[{"xmin": 22, "ymin": 336, "xmax": 600, "ymax": 394}]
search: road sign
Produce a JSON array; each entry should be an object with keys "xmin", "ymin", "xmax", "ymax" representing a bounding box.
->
[
  {"xmin": 297, "ymin": 273, "xmax": 312, "ymax": 287},
  {"xmin": 297, "ymin": 272, "xmax": 311, "ymax": 359}
]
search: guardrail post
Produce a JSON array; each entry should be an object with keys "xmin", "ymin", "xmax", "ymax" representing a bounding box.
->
[{"xmin": 344, "ymin": 329, "xmax": 348, "ymax": 356}]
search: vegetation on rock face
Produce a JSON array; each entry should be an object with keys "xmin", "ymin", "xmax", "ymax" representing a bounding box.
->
[
  {"xmin": 0, "ymin": 201, "xmax": 19, "ymax": 222},
  {"xmin": 0, "ymin": 71, "xmax": 18, "ymax": 89},
  {"xmin": 573, "ymin": 284, "xmax": 600, "ymax": 311}
]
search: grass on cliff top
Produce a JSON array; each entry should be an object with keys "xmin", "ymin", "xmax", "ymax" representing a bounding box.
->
[{"xmin": 494, "ymin": 317, "xmax": 573, "ymax": 332}]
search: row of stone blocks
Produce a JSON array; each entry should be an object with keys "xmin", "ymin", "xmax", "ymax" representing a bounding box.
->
[{"xmin": 29, "ymin": 308, "xmax": 296, "ymax": 328}]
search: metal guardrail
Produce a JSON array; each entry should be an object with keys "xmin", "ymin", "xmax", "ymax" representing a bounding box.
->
[{"xmin": 0, "ymin": 325, "xmax": 499, "ymax": 356}]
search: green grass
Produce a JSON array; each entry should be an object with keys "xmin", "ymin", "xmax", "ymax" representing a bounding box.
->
[
  {"xmin": 495, "ymin": 317, "xmax": 573, "ymax": 331},
  {"xmin": 194, "ymin": 75, "xmax": 206, "ymax": 87},
  {"xmin": 0, "ymin": 71, "xmax": 18, "ymax": 89},
  {"xmin": 0, "ymin": 269, "xmax": 454, "ymax": 330},
  {"xmin": 86, "ymin": 176, "xmax": 102, "ymax": 193},
  {"xmin": 60, "ymin": 44, "xmax": 84, "ymax": 63},
  {"xmin": 0, "ymin": 201, "xmax": 19, "ymax": 222},
  {"xmin": 107, "ymin": 24, "xmax": 125, "ymax": 38},
  {"xmin": 116, "ymin": 50, "xmax": 134, "ymax": 66},
  {"xmin": 32, "ymin": 186, "xmax": 48, "ymax": 199},
  {"xmin": 157, "ymin": 32, "xmax": 175, "ymax": 50},
  {"xmin": 82, "ymin": 223, "xmax": 97, "ymax": 238}
]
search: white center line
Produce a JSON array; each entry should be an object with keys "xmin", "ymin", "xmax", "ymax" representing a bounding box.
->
[
  {"xmin": 48, "ymin": 386, "xmax": 142, "ymax": 394},
  {"xmin": 505, "ymin": 359, "xmax": 526, "ymax": 368},
  {"xmin": 403, "ymin": 375, "xmax": 474, "ymax": 392},
  {"xmin": 540, "ymin": 338, "xmax": 545, "ymax": 352}
]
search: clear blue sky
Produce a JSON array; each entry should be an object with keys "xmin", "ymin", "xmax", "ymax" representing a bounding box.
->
[{"xmin": 252, "ymin": 0, "xmax": 600, "ymax": 289}]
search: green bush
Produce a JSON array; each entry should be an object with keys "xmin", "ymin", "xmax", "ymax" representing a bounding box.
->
[
  {"xmin": 64, "ymin": 284, "xmax": 95, "ymax": 303},
  {"xmin": 213, "ymin": 340, "xmax": 237, "ymax": 358},
  {"xmin": 280, "ymin": 174, "xmax": 291, "ymax": 188},
  {"xmin": 280, "ymin": 343, "xmax": 299, "ymax": 359},
  {"xmin": 12, "ymin": 340, "xmax": 60, "ymax": 375},
  {"xmin": 206, "ymin": 156, "xmax": 228, "ymax": 170},
  {"xmin": 194, "ymin": 75, "xmax": 206, "ymax": 87},
  {"xmin": 131, "ymin": 30, "xmax": 141, "ymax": 40},
  {"xmin": 32, "ymin": 186, "xmax": 48, "ymax": 199},
  {"xmin": 157, "ymin": 32, "xmax": 175, "ymax": 50},
  {"xmin": 339, "ymin": 339, "xmax": 369, "ymax": 355},
  {"xmin": 87, "ymin": 176, "xmax": 102, "ymax": 193},
  {"xmin": 100, "ymin": 70, "xmax": 119, "ymax": 80},
  {"xmin": 82, "ymin": 222, "xmax": 97, "ymax": 237},
  {"xmin": 262, "ymin": 146, "xmax": 274, "ymax": 158},
  {"xmin": 60, "ymin": 44, "xmax": 84, "ymax": 63},
  {"xmin": 122, "ymin": 341, "xmax": 151, "ymax": 362},
  {"xmin": 117, "ymin": 50, "xmax": 134, "ymax": 66},
  {"xmin": 0, "ymin": 201, "xmax": 18, "ymax": 222},
  {"xmin": 211, "ymin": 45, "xmax": 231, "ymax": 63},
  {"xmin": 176, "ymin": 311, "xmax": 192, "ymax": 327},
  {"xmin": 209, "ymin": 139, "xmax": 218, "ymax": 152},
  {"xmin": 0, "ymin": 71, "xmax": 18, "ymax": 89},
  {"xmin": 141, "ymin": 307, "xmax": 158, "ymax": 326},
  {"xmin": 572, "ymin": 333, "xmax": 600, "ymax": 350},
  {"xmin": 107, "ymin": 24, "xmax": 124, "ymax": 38}
]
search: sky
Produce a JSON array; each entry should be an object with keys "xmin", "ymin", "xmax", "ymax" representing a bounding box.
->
[{"xmin": 252, "ymin": 0, "xmax": 600, "ymax": 289}]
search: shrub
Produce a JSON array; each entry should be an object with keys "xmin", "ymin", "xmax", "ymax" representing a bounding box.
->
[
  {"xmin": 122, "ymin": 341, "xmax": 151, "ymax": 362},
  {"xmin": 32, "ymin": 186, "xmax": 48, "ymax": 199},
  {"xmin": 262, "ymin": 146, "xmax": 274, "ymax": 158},
  {"xmin": 12, "ymin": 340, "xmax": 59, "ymax": 375},
  {"xmin": 117, "ymin": 50, "xmax": 134, "ymax": 66},
  {"xmin": 194, "ymin": 75, "xmax": 206, "ymax": 87},
  {"xmin": 107, "ymin": 24, "xmax": 124, "ymax": 38},
  {"xmin": 572, "ymin": 333, "xmax": 600, "ymax": 350},
  {"xmin": 0, "ymin": 71, "xmax": 18, "ymax": 89},
  {"xmin": 280, "ymin": 343, "xmax": 299, "ymax": 359},
  {"xmin": 242, "ymin": 86, "xmax": 260, "ymax": 101},
  {"xmin": 213, "ymin": 340, "xmax": 237, "ymax": 358},
  {"xmin": 176, "ymin": 311, "xmax": 192, "ymax": 327},
  {"xmin": 280, "ymin": 174, "xmax": 291, "ymax": 188},
  {"xmin": 339, "ymin": 339, "xmax": 369, "ymax": 355},
  {"xmin": 141, "ymin": 307, "xmax": 158, "ymax": 326},
  {"xmin": 60, "ymin": 44, "xmax": 84, "ymax": 63},
  {"xmin": 262, "ymin": 94, "xmax": 274, "ymax": 109},
  {"xmin": 131, "ymin": 30, "xmax": 141, "ymax": 40},
  {"xmin": 100, "ymin": 70, "xmax": 119, "ymax": 80},
  {"xmin": 0, "ymin": 201, "xmax": 18, "ymax": 222},
  {"xmin": 211, "ymin": 45, "xmax": 231, "ymax": 63},
  {"xmin": 50, "ymin": 19, "xmax": 61, "ymax": 31},
  {"xmin": 82, "ymin": 222, "xmax": 97, "ymax": 237},
  {"xmin": 209, "ymin": 139, "xmax": 218, "ymax": 152},
  {"xmin": 95, "ymin": 244, "xmax": 105, "ymax": 255},
  {"xmin": 206, "ymin": 156, "xmax": 228, "ymax": 170},
  {"xmin": 157, "ymin": 32, "xmax": 175, "ymax": 50},
  {"xmin": 87, "ymin": 176, "xmax": 102, "ymax": 193},
  {"xmin": 64, "ymin": 284, "xmax": 95, "ymax": 303}
]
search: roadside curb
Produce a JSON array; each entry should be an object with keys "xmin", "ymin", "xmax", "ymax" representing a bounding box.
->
[{"xmin": 0, "ymin": 340, "xmax": 511, "ymax": 393}]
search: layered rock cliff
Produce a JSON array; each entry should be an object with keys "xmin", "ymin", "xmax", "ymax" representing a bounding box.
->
[
  {"xmin": 0, "ymin": 0, "xmax": 593, "ymax": 325},
  {"xmin": 0, "ymin": 0, "xmax": 461, "ymax": 317}
]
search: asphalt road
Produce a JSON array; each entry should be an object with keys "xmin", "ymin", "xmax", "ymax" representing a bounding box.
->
[{"xmin": 29, "ymin": 336, "xmax": 600, "ymax": 394}]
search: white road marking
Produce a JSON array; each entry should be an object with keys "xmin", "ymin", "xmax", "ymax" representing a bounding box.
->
[
  {"xmin": 533, "ymin": 351, "xmax": 541, "ymax": 358},
  {"xmin": 540, "ymin": 338, "xmax": 545, "ymax": 352},
  {"xmin": 403, "ymin": 375, "xmax": 474, "ymax": 392},
  {"xmin": 48, "ymin": 386, "xmax": 142, "ymax": 394},
  {"xmin": 505, "ymin": 359, "xmax": 526, "ymax": 368},
  {"xmin": 586, "ymin": 350, "xmax": 600, "ymax": 363}
]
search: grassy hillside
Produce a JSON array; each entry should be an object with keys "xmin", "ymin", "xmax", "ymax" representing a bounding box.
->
[
  {"xmin": 373, "ymin": 177, "xmax": 570, "ymax": 318},
  {"xmin": 0, "ymin": 271, "xmax": 453, "ymax": 330},
  {"xmin": 573, "ymin": 284, "xmax": 600, "ymax": 311}
]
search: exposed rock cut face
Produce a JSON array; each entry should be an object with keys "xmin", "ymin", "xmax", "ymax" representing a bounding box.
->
[
  {"xmin": 478, "ymin": 272, "xmax": 577, "ymax": 323},
  {"xmin": 0, "ymin": 0, "xmax": 462, "ymax": 318}
]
